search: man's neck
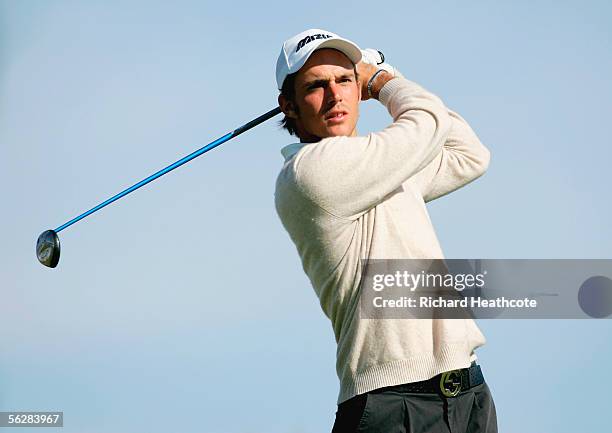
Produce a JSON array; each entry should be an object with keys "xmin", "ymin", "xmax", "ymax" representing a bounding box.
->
[{"xmin": 298, "ymin": 128, "xmax": 358, "ymax": 143}]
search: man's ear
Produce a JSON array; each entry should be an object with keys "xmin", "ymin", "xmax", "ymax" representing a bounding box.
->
[
  {"xmin": 278, "ymin": 94, "xmax": 298, "ymax": 119},
  {"xmin": 357, "ymin": 79, "xmax": 362, "ymax": 101}
]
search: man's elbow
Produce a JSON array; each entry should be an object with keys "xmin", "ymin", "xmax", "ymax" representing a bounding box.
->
[
  {"xmin": 460, "ymin": 142, "xmax": 490, "ymax": 185},
  {"xmin": 475, "ymin": 144, "xmax": 491, "ymax": 175}
]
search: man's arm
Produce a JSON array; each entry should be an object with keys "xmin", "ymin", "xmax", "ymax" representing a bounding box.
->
[
  {"xmin": 412, "ymin": 110, "xmax": 490, "ymax": 202},
  {"xmin": 359, "ymin": 53, "xmax": 490, "ymax": 202},
  {"xmin": 292, "ymin": 75, "xmax": 452, "ymax": 219}
]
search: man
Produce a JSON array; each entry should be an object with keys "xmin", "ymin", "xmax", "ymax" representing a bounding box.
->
[{"xmin": 274, "ymin": 28, "xmax": 497, "ymax": 433}]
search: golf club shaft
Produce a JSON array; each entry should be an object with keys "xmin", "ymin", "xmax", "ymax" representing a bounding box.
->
[{"xmin": 55, "ymin": 106, "xmax": 282, "ymax": 233}]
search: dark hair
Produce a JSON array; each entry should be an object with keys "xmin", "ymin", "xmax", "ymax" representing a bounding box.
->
[
  {"xmin": 279, "ymin": 71, "xmax": 300, "ymax": 136},
  {"xmin": 279, "ymin": 63, "xmax": 359, "ymax": 137}
]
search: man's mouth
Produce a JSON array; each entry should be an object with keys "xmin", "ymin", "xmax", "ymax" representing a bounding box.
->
[{"xmin": 325, "ymin": 110, "xmax": 348, "ymax": 123}]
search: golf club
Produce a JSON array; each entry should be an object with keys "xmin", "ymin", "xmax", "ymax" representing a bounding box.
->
[{"xmin": 36, "ymin": 106, "xmax": 282, "ymax": 268}]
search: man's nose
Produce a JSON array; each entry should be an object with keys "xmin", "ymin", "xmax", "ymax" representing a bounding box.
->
[{"xmin": 326, "ymin": 81, "xmax": 343, "ymax": 104}]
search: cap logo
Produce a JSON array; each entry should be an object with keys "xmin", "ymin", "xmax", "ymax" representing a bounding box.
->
[{"xmin": 295, "ymin": 33, "xmax": 333, "ymax": 53}]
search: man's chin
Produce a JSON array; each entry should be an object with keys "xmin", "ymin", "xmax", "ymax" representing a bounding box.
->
[
  {"xmin": 323, "ymin": 125, "xmax": 355, "ymax": 138},
  {"xmin": 299, "ymin": 125, "xmax": 356, "ymax": 142}
]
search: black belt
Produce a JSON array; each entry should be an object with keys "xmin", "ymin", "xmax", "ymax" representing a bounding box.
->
[{"xmin": 371, "ymin": 362, "xmax": 485, "ymax": 398}]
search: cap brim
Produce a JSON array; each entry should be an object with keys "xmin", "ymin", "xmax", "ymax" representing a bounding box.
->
[
  {"xmin": 289, "ymin": 38, "xmax": 362, "ymax": 76},
  {"xmin": 315, "ymin": 38, "xmax": 362, "ymax": 64}
]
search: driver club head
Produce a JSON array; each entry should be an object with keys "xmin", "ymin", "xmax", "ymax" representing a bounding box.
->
[{"xmin": 37, "ymin": 230, "xmax": 61, "ymax": 268}]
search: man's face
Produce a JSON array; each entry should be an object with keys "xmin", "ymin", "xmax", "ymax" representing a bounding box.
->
[{"xmin": 283, "ymin": 48, "xmax": 361, "ymax": 141}]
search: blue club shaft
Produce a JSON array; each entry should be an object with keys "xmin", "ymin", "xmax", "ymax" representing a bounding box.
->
[{"xmin": 55, "ymin": 107, "xmax": 282, "ymax": 233}]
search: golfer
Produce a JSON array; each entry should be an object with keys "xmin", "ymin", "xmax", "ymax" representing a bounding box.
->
[{"xmin": 274, "ymin": 29, "xmax": 497, "ymax": 433}]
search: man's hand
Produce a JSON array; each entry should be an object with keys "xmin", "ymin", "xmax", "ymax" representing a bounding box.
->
[
  {"xmin": 357, "ymin": 48, "xmax": 400, "ymax": 101},
  {"xmin": 357, "ymin": 62, "xmax": 393, "ymax": 101},
  {"xmin": 357, "ymin": 62, "xmax": 378, "ymax": 99}
]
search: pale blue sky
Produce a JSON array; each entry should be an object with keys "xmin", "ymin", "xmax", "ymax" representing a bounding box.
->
[{"xmin": 1, "ymin": 1, "xmax": 611, "ymax": 432}]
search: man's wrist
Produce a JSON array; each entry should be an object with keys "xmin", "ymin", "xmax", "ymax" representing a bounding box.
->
[{"xmin": 369, "ymin": 71, "xmax": 394, "ymax": 100}]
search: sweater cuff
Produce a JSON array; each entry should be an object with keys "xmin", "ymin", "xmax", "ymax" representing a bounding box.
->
[{"xmin": 378, "ymin": 78, "xmax": 424, "ymax": 106}]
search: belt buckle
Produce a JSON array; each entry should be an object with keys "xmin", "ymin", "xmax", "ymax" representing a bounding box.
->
[{"xmin": 439, "ymin": 369, "xmax": 462, "ymax": 397}]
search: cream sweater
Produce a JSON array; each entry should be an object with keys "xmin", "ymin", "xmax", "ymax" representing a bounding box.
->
[{"xmin": 274, "ymin": 78, "xmax": 490, "ymax": 404}]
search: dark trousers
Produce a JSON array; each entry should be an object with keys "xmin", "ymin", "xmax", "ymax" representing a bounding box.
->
[{"xmin": 331, "ymin": 370, "xmax": 498, "ymax": 433}]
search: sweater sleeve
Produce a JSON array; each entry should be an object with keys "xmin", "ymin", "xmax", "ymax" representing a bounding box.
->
[
  {"xmin": 412, "ymin": 109, "xmax": 490, "ymax": 203},
  {"xmin": 292, "ymin": 78, "xmax": 452, "ymax": 219}
]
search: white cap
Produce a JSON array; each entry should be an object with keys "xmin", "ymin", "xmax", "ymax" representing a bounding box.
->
[{"xmin": 276, "ymin": 28, "xmax": 362, "ymax": 90}]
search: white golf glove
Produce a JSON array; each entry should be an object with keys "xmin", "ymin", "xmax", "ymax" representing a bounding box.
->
[{"xmin": 360, "ymin": 48, "xmax": 404, "ymax": 79}]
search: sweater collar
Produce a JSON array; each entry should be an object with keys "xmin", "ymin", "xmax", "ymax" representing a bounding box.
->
[{"xmin": 280, "ymin": 142, "xmax": 306, "ymax": 161}]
